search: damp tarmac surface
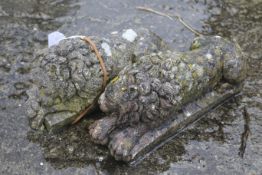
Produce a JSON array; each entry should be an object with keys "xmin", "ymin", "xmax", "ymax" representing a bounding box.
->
[{"xmin": 0, "ymin": 0, "xmax": 261, "ymax": 174}]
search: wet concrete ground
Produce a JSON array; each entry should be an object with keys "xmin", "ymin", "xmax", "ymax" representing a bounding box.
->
[{"xmin": 0, "ymin": 0, "xmax": 261, "ymax": 174}]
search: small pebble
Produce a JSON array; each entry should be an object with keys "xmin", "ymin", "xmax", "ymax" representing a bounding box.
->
[{"xmin": 122, "ymin": 29, "xmax": 138, "ymax": 42}]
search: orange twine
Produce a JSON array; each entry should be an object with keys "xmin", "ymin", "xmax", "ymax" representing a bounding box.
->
[{"xmin": 72, "ymin": 36, "xmax": 109, "ymax": 124}]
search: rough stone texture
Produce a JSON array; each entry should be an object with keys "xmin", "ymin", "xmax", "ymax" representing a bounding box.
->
[
  {"xmin": 0, "ymin": 0, "xmax": 261, "ymax": 174},
  {"xmin": 90, "ymin": 35, "xmax": 246, "ymax": 161},
  {"xmin": 100, "ymin": 36, "xmax": 246, "ymax": 125},
  {"xmin": 26, "ymin": 28, "xmax": 168, "ymax": 131},
  {"xmin": 128, "ymin": 83, "xmax": 241, "ymax": 162}
]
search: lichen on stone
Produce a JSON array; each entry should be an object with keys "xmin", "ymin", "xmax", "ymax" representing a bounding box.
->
[{"xmin": 26, "ymin": 28, "xmax": 168, "ymax": 131}]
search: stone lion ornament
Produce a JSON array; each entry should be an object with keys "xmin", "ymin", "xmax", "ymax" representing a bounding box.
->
[
  {"xmin": 89, "ymin": 35, "xmax": 246, "ymax": 161},
  {"xmin": 26, "ymin": 27, "xmax": 246, "ymax": 162},
  {"xmin": 26, "ymin": 28, "xmax": 168, "ymax": 131}
]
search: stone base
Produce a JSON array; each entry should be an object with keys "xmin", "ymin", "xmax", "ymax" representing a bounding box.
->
[{"xmin": 129, "ymin": 83, "xmax": 241, "ymax": 163}]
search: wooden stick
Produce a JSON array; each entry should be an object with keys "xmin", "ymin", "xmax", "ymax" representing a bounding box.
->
[{"xmin": 136, "ymin": 6, "xmax": 203, "ymax": 36}]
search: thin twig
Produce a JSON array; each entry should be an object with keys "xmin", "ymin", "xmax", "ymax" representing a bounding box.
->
[
  {"xmin": 71, "ymin": 101, "xmax": 97, "ymax": 124},
  {"xmin": 238, "ymin": 106, "xmax": 251, "ymax": 158},
  {"xmin": 136, "ymin": 6, "xmax": 203, "ymax": 36},
  {"xmin": 137, "ymin": 6, "xmax": 173, "ymax": 20}
]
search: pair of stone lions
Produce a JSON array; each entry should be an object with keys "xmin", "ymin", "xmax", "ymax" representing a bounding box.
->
[{"xmin": 27, "ymin": 28, "xmax": 246, "ymax": 161}]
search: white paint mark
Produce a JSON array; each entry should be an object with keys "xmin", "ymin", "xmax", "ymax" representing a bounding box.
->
[
  {"xmin": 205, "ymin": 53, "xmax": 213, "ymax": 60},
  {"xmin": 184, "ymin": 111, "xmax": 191, "ymax": 117},
  {"xmin": 122, "ymin": 29, "xmax": 138, "ymax": 42},
  {"xmin": 40, "ymin": 162, "xmax": 44, "ymax": 166},
  {"xmin": 98, "ymin": 156, "xmax": 104, "ymax": 162},
  {"xmin": 111, "ymin": 31, "xmax": 118, "ymax": 35},
  {"xmin": 66, "ymin": 35, "xmax": 85, "ymax": 39},
  {"xmin": 48, "ymin": 31, "xmax": 89, "ymax": 48},
  {"xmin": 101, "ymin": 42, "xmax": 112, "ymax": 57},
  {"xmin": 215, "ymin": 35, "xmax": 222, "ymax": 39},
  {"xmin": 48, "ymin": 31, "xmax": 66, "ymax": 48}
]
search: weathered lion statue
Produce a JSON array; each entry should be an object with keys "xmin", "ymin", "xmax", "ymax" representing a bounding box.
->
[
  {"xmin": 26, "ymin": 28, "xmax": 246, "ymax": 161},
  {"xmin": 90, "ymin": 35, "xmax": 246, "ymax": 161}
]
